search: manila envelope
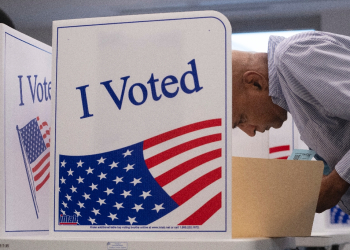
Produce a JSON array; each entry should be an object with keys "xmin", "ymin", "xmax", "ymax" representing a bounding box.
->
[{"xmin": 232, "ymin": 157, "xmax": 323, "ymax": 238}]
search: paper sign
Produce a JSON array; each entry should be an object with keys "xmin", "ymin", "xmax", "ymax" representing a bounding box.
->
[
  {"xmin": 51, "ymin": 11, "xmax": 231, "ymax": 238},
  {"xmin": 0, "ymin": 24, "xmax": 51, "ymax": 236}
]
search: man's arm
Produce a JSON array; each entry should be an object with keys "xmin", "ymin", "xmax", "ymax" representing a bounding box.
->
[{"xmin": 316, "ymin": 170, "xmax": 350, "ymax": 213}]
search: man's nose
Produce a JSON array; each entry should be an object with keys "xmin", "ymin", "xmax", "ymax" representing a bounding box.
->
[{"xmin": 238, "ymin": 123, "xmax": 256, "ymax": 137}]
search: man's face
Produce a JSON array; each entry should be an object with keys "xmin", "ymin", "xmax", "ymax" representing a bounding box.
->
[{"xmin": 232, "ymin": 89, "xmax": 287, "ymax": 137}]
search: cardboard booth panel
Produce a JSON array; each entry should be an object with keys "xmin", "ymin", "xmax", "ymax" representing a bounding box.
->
[
  {"xmin": 51, "ymin": 11, "xmax": 232, "ymax": 238},
  {"xmin": 0, "ymin": 24, "xmax": 52, "ymax": 236},
  {"xmin": 232, "ymin": 157, "xmax": 323, "ymax": 238}
]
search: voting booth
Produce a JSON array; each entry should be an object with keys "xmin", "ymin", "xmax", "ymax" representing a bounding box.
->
[
  {"xmin": 0, "ymin": 10, "xmax": 333, "ymax": 242},
  {"xmin": 0, "ymin": 24, "xmax": 52, "ymax": 236},
  {"xmin": 51, "ymin": 11, "xmax": 232, "ymax": 239}
]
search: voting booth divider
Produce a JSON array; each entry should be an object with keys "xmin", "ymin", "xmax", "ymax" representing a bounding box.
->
[
  {"xmin": 50, "ymin": 11, "xmax": 232, "ymax": 239},
  {"xmin": 0, "ymin": 24, "xmax": 51, "ymax": 236},
  {"xmin": 0, "ymin": 10, "xmax": 346, "ymax": 240}
]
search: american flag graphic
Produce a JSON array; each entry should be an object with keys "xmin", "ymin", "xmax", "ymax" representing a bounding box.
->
[
  {"xmin": 330, "ymin": 205, "xmax": 350, "ymax": 224},
  {"xmin": 58, "ymin": 118, "xmax": 224, "ymax": 226},
  {"xmin": 269, "ymin": 145, "xmax": 291, "ymax": 160},
  {"xmin": 17, "ymin": 117, "xmax": 50, "ymax": 218}
]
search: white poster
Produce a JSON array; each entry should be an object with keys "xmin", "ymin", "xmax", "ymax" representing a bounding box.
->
[
  {"xmin": 2, "ymin": 25, "xmax": 52, "ymax": 235},
  {"xmin": 52, "ymin": 11, "xmax": 231, "ymax": 238}
]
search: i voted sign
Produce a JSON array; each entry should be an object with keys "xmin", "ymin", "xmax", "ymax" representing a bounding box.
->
[
  {"xmin": 0, "ymin": 24, "xmax": 51, "ymax": 236},
  {"xmin": 52, "ymin": 11, "xmax": 231, "ymax": 238}
]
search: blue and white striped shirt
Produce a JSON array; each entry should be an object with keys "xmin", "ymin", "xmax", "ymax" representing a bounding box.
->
[{"xmin": 268, "ymin": 31, "xmax": 350, "ymax": 214}]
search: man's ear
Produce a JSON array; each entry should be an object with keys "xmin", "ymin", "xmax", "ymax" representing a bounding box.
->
[{"xmin": 242, "ymin": 71, "xmax": 268, "ymax": 91}]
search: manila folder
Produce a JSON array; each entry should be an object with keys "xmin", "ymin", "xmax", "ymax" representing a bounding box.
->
[{"xmin": 232, "ymin": 157, "xmax": 323, "ymax": 237}]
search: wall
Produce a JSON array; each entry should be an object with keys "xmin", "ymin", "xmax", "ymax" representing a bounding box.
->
[
  {"xmin": 322, "ymin": 9, "xmax": 350, "ymax": 36},
  {"xmin": 14, "ymin": 8, "xmax": 350, "ymax": 46}
]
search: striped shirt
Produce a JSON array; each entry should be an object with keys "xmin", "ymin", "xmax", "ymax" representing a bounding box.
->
[{"xmin": 268, "ymin": 31, "xmax": 350, "ymax": 214}]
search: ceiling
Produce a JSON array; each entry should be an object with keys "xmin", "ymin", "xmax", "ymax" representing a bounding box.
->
[{"xmin": 2, "ymin": 0, "xmax": 350, "ymax": 31}]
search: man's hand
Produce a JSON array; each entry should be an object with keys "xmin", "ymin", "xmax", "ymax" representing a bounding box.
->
[{"xmin": 316, "ymin": 170, "xmax": 350, "ymax": 213}]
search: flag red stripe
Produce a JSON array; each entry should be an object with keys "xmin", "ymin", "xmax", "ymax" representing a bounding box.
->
[
  {"xmin": 32, "ymin": 151, "xmax": 50, "ymax": 172},
  {"xmin": 155, "ymin": 149, "xmax": 222, "ymax": 187},
  {"xmin": 36, "ymin": 172, "xmax": 50, "ymax": 191},
  {"xmin": 34, "ymin": 161, "xmax": 50, "ymax": 181},
  {"xmin": 145, "ymin": 134, "xmax": 221, "ymax": 169},
  {"xmin": 276, "ymin": 156, "xmax": 288, "ymax": 160},
  {"xmin": 171, "ymin": 167, "xmax": 221, "ymax": 206},
  {"xmin": 178, "ymin": 192, "xmax": 221, "ymax": 225},
  {"xmin": 143, "ymin": 119, "xmax": 221, "ymax": 150},
  {"xmin": 269, "ymin": 145, "xmax": 290, "ymax": 154}
]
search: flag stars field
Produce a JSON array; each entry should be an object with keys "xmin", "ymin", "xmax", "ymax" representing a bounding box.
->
[{"xmin": 58, "ymin": 143, "xmax": 182, "ymax": 226}]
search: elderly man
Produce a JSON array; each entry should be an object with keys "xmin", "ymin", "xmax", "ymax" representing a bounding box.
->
[{"xmin": 232, "ymin": 31, "xmax": 350, "ymax": 214}]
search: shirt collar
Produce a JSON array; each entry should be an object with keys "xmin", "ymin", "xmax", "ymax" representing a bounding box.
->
[{"xmin": 268, "ymin": 35, "xmax": 289, "ymax": 112}]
